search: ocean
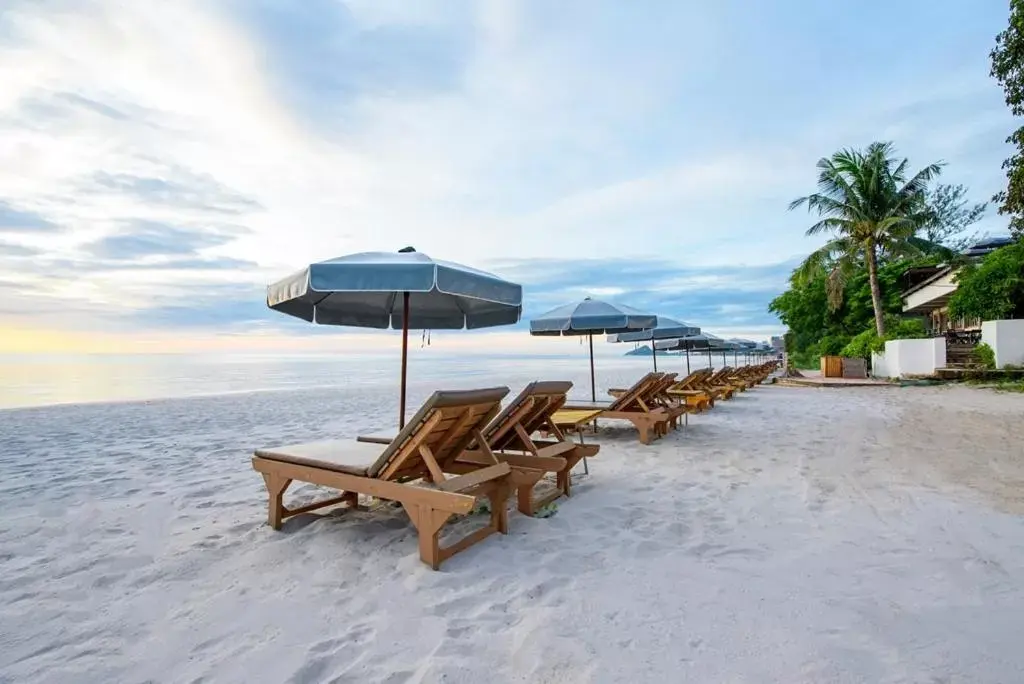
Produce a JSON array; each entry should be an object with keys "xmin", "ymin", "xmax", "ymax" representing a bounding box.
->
[{"xmin": 0, "ymin": 351, "xmax": 729, "ymax": 410}]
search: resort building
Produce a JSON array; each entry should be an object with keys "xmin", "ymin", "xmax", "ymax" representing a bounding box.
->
[{"xmin": 901, "ymin": 236, "xmax": 1014, "ymax": 337}]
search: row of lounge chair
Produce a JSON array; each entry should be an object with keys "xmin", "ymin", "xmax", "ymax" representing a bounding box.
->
[
  {"xmin": 251, "ymin": 362, "xmax": 778, "ymax": 569},
  {"xmin": 550, "ymin": 362, "xmax": 779, "ymax": 445}
]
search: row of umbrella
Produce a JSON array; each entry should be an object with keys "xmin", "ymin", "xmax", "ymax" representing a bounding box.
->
[{"xmin": 267, "ymin": 247, "xmax": 775, "ymax": 429}]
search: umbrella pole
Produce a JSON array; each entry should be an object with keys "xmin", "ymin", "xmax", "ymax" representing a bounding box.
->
[
  {"xmin": 588, "ymin": 333, "xmax": 596, "ymax": 402},
  {"xmin": 707, "ymin": 350, "xmax": 712, "ymax": 368},
  {"xmin": 399, "ymin": 291, "xmax": 410, "ymax": 429},
  {"xmin": 652, "ymin": 332, "xmax": 658, "ymax": 372},
  {"xmin": 686, "ymin": 346, "xmax": 691, "ymax": 374},
  {"xmin": 584, "ymin": 333, "xmax": 595, "ymax": 475}
]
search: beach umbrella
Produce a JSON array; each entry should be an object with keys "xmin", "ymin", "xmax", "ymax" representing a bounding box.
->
[
  {"xmin": 607, "ymin": 316, "xmax": 700, "ymax": 372},
  {"xmin": 727, "ymin": 338, "xmax": 757, "ymax": 365},
  {"xmin": 267, "ymin": 246, "xmax": 523, "ymax": 428},
  {"xmin": 530, "ymin": 298, "xmax": 656, "ymax": 401},
  {"xmin": 655, "ymin": 333, "xmax": 714, "ymax": 374}
]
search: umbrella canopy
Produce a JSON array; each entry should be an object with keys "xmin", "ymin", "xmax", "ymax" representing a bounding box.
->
[
  {"xmin": 607, "ymin": 316, "xmax": 700, "ymax": 344},
  {"xmin": 529, "ymin": 297, "xmax": 656, "ymax": 401},
  {"xmin": 267, "ymin": 247, "xmax": 522, "ymax": 428},
  {"xmin": 268, "ymin": 248, "xmax": 522, "ymax": 329},
  {"xmin": 608, "ymin": 315, "xmax": 700, "ymax": 371},
  {"xmin": 654, "ymin": 333, "xmax": 713, "ymax": 351},
  {"xmin": 726, "ymin": 338, "xmax": 758, "ymax": 349},
  {"xmin": 530, "ymin": 298, "xmax": 656, "ymax": 336}
]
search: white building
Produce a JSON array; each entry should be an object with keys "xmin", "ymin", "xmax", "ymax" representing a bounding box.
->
[{"xmin": 901, "ymin": 236, "xmax": 1014, "ymax": 336}]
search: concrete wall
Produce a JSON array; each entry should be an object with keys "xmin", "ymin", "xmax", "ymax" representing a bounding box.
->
[
  {"xmin": 982, "ymin": 319, "xmax": 1024, "ymax": 368},
  {"xmin": 871, "ymin": 338, "xmax": 946, "ymax": 378},
  {"xmin": 870, "ymin": 352, "xmax": 888, "ymax": 378}
]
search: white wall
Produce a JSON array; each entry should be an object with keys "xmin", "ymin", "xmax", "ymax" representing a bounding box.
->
[
  {"xmin": 982, "ymin": 319, "xmax": 1024, "ymax": 368},
  {"xmin": 871, "ymin": 338, "xmax": 945, "ymax": 378},
  {"xmin": 870, "ymin": 351, "xmax": 889, "ymax": 378}
]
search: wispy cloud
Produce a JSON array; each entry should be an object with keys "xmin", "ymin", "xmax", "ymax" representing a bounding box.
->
[
  {"xmin": 87, "ymin": 170, "xmax": 261, "ymax": 215},
  {"xmin": 83, "ymin": 220, "xmax": 248, "ymax": 260},
  {"xmin": 0, "ymin": 200, "xmax": 61, "ymax": 233},
  {"xmin": 0, "ymin": 239, "xmax": 40, "ymax": 256},
  {"xmin": 0, "ymin": 0, "xmax": 1013, "ymax": 349}
]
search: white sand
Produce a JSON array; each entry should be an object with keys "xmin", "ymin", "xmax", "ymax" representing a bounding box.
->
[{"xmin": 2, "ymin": 375, "xmax": 1024, "ymax": 683}]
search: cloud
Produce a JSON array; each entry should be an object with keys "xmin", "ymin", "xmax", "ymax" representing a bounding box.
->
[
  {"xmin": 0, "ymin": 0, "xmax": 1013, "ymax": 349},
  {"xmin": 83, "ymin": 219, "xmax": 248, "ymax": 260},
  {"xmin": 491, "ymin": 256, "xmax": 797, "ymax": 330},
  {"xmin": 88, "ymin": 170, "xmax": 262, "ymax": 215},
  {"xmin": 0, "ymin": 239, "xmax": 40, "ymax": 256},
  {"xmin": 225, "ymin": 0, "xmax": 470, "ymax": 132},
  {"xmin": 0, "ymin": 200, "xmax": 60, "ymax": 233}
]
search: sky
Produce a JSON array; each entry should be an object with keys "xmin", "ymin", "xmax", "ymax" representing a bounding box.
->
[{"xmin": 0, "ymin": 0, "xmax": 1016, "ymax": 354}]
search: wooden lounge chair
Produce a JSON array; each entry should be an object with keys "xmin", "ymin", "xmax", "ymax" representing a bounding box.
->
[
  {"xmin": 467, "ymin": 381, "xmax": 600, "ymax": 515},
  {"xmin": 556, "ymin": 372, "xmax": 671, "ymax": 445},
  {"xmin": 252, "ymin": 388, "xmax": 515, "ymax": 570},
  {"xmin": 610, "ymin": 372, "xmax": 689, "ymax": 429},
  {"xmin": 361, "ymin": 381, "xmax": 600, "ymax": 517},
  {"xmin": 689, "ymin": 368, "xmax": 735, "ymax": 400},
  {"xmin": 665, "ymin": 370, "xmax": 714, "ymax": 411},
  {"xmin": 709, "ymin": 367, "xmax": 747, "ymax": 393}
]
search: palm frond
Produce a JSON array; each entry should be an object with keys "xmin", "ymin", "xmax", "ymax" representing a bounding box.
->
[{"xmin": 806, "ymin": 217, "xmax": 852, "ymax": 236}]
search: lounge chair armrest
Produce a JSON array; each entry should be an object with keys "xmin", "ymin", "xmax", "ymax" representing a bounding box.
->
[
  {"xmin": 436, "ymin": 462, "xmax": 511, "ymax": 493},
  {"xmin": 457, "ymin": 450, "xmax": 567, "ymax": 472},
  {"xmin": 535, "ymin": 440, "xmax": 575, "ymax": 458},
  {"xmin": 356, "ymin": 433, "xmax": 393, "ymax": 445}
]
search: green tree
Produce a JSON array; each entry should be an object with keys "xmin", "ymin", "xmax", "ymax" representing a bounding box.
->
[
  {"xmin": 769, "ymin": 258, "xmax": 920, "ymax": 355},
  {"xmin": 949, "ymin": 241, "xmax": 1024, "ymax": 321},
  {"xmin": 921, "ymin": 183, "xmax": 987, "ymax": 249},
  {"xmin": 789, "ymin": 142, "xmax": 943, "ymax": 336},
  {"xmin": 991, "ymin": 0, "xmax": 1024, "ymax": 239}
]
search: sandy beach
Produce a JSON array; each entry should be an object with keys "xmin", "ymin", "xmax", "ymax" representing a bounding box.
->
[{"xmin": 2, "ymin": 372, "xmax": 1024, "ymax": 683}]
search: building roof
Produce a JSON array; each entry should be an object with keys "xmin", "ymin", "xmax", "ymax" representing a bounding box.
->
[{"xmin": 962, "ymin": 235, "xmax": 1014, "ymax": 258}]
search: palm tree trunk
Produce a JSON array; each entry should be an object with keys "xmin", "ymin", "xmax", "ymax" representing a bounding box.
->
[{"xmin": 865, "ymin": 242, "xmax": 886, "ymax": 336}]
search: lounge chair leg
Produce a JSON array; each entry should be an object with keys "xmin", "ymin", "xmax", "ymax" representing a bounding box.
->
[
  {"xmin": 638, "ymin": 423, "xmax": 653, "ymax": 445},
  {"xmin": 557, "ymin": 468, "xmax": 570, "ymax": 497},
  {"xmin": 262, "ymin": 472, "xmax": 292, "ymax": 530},
  {"xmin": 403, "ymin": 503, "xmax": 452, "ymax": 571},
  {"xmin": 516, "ymin": 486, "xmax": 533, "ymax": 516},
  {"xmin": 489, "ymin": 486, "xmax": 509, "ymax": 534}
]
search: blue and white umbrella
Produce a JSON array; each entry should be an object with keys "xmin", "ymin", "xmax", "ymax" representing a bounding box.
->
[
  {"xmin": 607, "ymin": 315, "xmax": 700, "ymax": 372},
  {"xmin": 657, "ymin": 332, "xmax": 730, "ymax": 369},
  {"xmin": 268, "ymin": 247, "xmax": 523, "ymax": 428},
  {"xmin": 654, "ymin": 332, "xmax": 713, "ymax": 373},
  {"xmin": 529, "ymin": 297, "xmax": 656, "ymax": 401}
]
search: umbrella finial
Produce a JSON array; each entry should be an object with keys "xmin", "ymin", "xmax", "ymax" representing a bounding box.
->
[{"xmin": 398, "ymin": 246, "xmax": 416, "ymax": 253}]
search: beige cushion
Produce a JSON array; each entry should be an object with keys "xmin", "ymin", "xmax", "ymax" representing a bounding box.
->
[{"xmin": 254, "ymin": 440, "xmax": 381, "ymax": 476}]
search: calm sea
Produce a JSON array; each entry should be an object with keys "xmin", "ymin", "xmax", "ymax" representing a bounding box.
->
[{"xmin": 0, "ymin": 350, "xmax": 739, "ymax": 411}]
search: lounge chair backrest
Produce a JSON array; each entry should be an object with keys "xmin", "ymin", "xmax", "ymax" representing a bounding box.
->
[
  {"xmin": 482, "ymin": 381, "xmax": 572, "ymax": 451},
  {"xmin": 607, "ymin": 372, "xmax": 663, "ymax": 411},
  {"xmin": 674, "ymin": 371, "xmax": 702, "ymax": 389},
  {"xmin": 709, "ymin": 367, "xmax": 733, "ymax": 383},
  {"xmin": 648, "ymin": 373, "xmax": 677, "ymax": 398},
  {"xmin": 367, "ymin": 387, "xmax": 510, "ymax": 479}
]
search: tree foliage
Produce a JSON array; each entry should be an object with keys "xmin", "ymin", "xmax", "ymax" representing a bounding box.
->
[
  {"xmin": 948, "ymin": 241, "xmax": 1024, "ymax": 321},
  {"xmin": 769, "ymin": 258, "xmax": 918, "ymax": 364},
  {"xmin": 789, "ymin": 141, "xmax": 943, "ymax": 335},
  {"xmin": 920, "ymin": 184, "xmax": 987, "ymax": 250},
  {"xmin": 990, "ymin": 0, "xmax": 1024, "ymax": 239}
]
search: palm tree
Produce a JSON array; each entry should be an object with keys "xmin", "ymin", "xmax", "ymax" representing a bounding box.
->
[{"xmin": 789, "ymin": 142, "xmax": 944, "ymax": 336}]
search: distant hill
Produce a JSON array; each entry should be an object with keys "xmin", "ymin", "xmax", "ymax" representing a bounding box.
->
[{"xmin": 624, "ymin": 345, "xmax": 675, "ymax": 357}]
